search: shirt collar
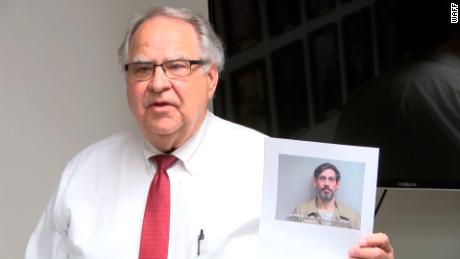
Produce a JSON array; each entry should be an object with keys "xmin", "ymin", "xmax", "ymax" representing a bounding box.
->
[
  {"xmin": 142, "ymin": 111, "xmax": 212, "ymax": 175},
  {"xmin": 304, "ymin": 197, "xmax": 340, "ymax": 216}
]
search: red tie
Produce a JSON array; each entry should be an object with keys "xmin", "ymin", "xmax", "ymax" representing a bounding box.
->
[{"xmin": 139, "ymin": 154, "xmax": 177, "ymax": 259}]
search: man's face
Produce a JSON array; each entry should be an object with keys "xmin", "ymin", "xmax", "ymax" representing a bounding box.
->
[
  {"xmin": 313, "ymin": 168, "xmax": 340, "ymax": 202},
  {"xmin": 126, "ymin": 16, "xmax": 218, "ymax": 150}
]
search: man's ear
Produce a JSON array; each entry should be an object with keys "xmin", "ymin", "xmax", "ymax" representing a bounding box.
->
[{"xmin": 207, "ymin": 64, "xmax": 219, "ymax": 99}]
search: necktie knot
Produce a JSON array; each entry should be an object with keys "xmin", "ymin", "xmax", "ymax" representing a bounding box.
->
[{"xmin": 153, "ymin": 154, "xmax": 177, "ymax": 170}]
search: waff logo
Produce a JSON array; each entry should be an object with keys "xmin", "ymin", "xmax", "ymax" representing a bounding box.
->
[{"xmin": 452, "ymin": 3, "xmax": 459, "ymax": 23}]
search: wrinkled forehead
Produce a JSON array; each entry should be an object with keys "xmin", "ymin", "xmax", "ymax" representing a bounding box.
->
[{"xmin": 128, "ymin": 16, "xmax": 201, "ymax": 60}]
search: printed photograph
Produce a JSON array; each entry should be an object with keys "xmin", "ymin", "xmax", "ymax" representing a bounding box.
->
[
  {"xmin": 259, "ymin": 138, "xmax": 379, "ymax": 258},
  {"xmin": 276, "ymin": 155, "xmax": 364, "ymax": 230}
]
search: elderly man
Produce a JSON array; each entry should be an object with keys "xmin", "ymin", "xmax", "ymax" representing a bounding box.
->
[
  {"xmin": 290, "ymin": 163, "xmax": 361, "ymax": 230},
  {"xmin": 26, "ymin": 6, "xmax": 393, "ymax": 259}
]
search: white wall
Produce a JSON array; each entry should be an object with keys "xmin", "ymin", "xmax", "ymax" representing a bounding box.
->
[{"xmin": 0, "ymin": 1, "xmax": 207, "ymax": 258}]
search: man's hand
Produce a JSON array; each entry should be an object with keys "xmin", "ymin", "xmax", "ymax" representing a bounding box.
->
[{"xmin": 348, "ymin": 233, "xmax": 394, "ymax": 259}]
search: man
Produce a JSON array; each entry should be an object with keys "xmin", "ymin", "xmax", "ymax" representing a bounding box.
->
[
  {"xmin": 26, "ymin": 6, "xmax": 393, "ymax": 259},
  {"xmin": 290, "ymin": 163, "xmax": 361, "ymax": 230}
]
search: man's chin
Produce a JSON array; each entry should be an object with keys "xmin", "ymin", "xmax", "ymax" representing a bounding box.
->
[
  {"xmin": 148, "ymin": 125, "xmax": 180, "ymax": 136},
  {"xmin": 319, "ymin": 193, "xmax": 334, "ymax": 202},
  {"xmin": 143, "ymin": 118, "xmax": 182, "ymax": 135}
]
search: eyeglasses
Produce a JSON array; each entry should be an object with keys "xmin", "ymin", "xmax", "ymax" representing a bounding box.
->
[{"xmin": 124, "ymin": 59, "xmax": 207, "ymax": 81}]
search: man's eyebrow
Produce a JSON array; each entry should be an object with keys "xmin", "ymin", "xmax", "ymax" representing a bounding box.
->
[{"xmin": 130, "ymin": 54, "xmax": 188, "ymax": 64}]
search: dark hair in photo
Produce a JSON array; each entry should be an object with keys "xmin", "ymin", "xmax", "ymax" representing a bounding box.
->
[{"xmin": 313, "ymin": 162, "xmax": 341, "ymax": 181}]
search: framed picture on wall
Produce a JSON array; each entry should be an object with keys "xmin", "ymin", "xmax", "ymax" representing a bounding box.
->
[
  {"xmin": 305, "ymin": 0, "xmax": 336, "ymax": 20},
  {"xmin": 230, "ymin": 59, "xmax": 271, "ymax": 135},
  {"xmin": 308, "ymin": 24, "xmax": 342, "ymax": 123},
  {"xmin": 264, "ymin": 0, "xmax": 301, "ymax": 37},
  {"xmin": 374, "ymin": 0, "xmax": 406, "ymax": 72},
  {"xmin": 271, "ymin": 40, "xmax": 310, "ymax": 137},
  {"xmin": 340, "ymin": 0, "xmax": 357, "ymax": 4},
  {"xmin": 341, "ymin": 7, "xmax": 374, "ymax": 94},
  {"xmin": 215, "ymin": 0, "xmax": 262, "ymax": 55}
]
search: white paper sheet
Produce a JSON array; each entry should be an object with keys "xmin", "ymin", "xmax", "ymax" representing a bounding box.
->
[{"xmin": 258, "ymin": 137, "xmax": 379, "ymax": 259}]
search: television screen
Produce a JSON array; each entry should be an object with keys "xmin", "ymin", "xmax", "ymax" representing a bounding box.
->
[{"xmin": 208, "ymin": 0, "xmax": 460, "ymax": 189}]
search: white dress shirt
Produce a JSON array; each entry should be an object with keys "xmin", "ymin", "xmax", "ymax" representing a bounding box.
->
[{"xmin": 26, "ymin": 112, "xmax": 266, "ymax": 259}]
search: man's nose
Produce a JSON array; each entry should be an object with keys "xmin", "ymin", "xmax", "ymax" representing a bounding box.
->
[{"xmin": 148, "ymin": 66, "xmax": 171, "ymax": 92}]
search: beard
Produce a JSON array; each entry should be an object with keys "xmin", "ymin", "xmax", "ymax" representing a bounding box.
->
[{"xmin": 318, "ymin": 188, "xmax": 335, "ymax": 202}]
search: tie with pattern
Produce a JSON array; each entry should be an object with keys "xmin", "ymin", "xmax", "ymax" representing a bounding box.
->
[{"xmin": 139, "ymin": 154, "xmax": 177, "ymax": 259}]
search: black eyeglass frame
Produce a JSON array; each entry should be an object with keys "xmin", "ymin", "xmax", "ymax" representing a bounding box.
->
[{"xmin": 124, "ymin": 59, "xmax": 208, "ymax": 80}]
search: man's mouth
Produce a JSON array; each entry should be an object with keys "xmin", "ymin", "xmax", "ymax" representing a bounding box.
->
[
  {"xmin": 153, "ymin": 102, "xmax": 169, "ymax": 107},
  {"xmin": 145, "ymin": 101, "xmax": 174, "ymax": 114}
]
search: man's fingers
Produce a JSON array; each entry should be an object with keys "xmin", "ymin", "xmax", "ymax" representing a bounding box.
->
[
  {"xmin": 349, "ymin": 245, "xmax": 390, "ymax": 259},
  {"xmin": 349, "ymin": 233, "xmax": 394, "ymax": 259},
  {"xmin": 360, "ymin": 233, "xmax": 392, "ymax": 253}
]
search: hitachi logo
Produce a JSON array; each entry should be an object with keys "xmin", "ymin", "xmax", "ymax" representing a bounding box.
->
[{"xmin": 397, "ymin": 182, "xmax": 417, "ymax": 187}]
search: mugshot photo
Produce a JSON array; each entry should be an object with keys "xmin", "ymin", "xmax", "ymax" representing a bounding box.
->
[{"xmin": 275, "ymin": 154, "xmax": 365, "ymax": 230}]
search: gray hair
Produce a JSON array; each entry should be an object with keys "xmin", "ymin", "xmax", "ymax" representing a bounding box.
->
[{"xmin": 118, "ymin": 6, "xmax": 225, "ymax": 73}]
